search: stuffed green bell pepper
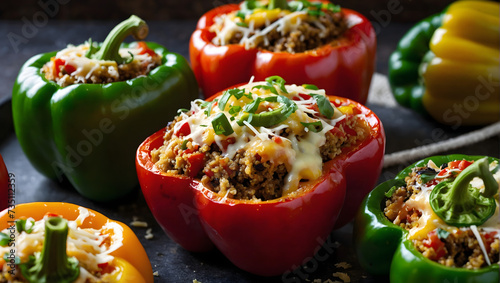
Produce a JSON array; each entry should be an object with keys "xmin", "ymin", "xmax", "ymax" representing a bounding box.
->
[
  {"xmin": 388, "ymin": 0, "xmax": 499, "ymax": 126},
  {"xmin": 354, "ymin": 154, "xmax": 499, "ymax": 282},
  {"xmin": 12, "ymin": 15, "xmax": 199, "ymax": 201}
]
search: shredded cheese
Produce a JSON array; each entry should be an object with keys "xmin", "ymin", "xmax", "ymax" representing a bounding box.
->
[{"xmin": 470, "ymin": 225, "xmax": 492, "ymax": 266}]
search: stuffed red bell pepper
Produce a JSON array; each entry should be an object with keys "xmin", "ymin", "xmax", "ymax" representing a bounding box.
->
[
  {"xmin": 190, "ymin": 0, "xmax": 376, "ymax": 103},
  {"xmin": 136, "ymin": 76, "xmax": 385, "ymax": 276}
]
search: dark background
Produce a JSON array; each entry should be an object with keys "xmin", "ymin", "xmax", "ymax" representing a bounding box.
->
[{"xmin": 3, "ymin": 0, "xmax": 453, "ymax": 21}]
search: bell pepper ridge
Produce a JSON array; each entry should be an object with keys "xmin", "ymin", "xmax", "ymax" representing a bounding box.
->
[{"xmin": 19, "ymin": 217, "xmax": 80, "ymax": 283}]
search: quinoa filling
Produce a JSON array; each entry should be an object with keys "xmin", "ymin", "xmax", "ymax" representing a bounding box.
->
[
  {"xmin": 384, "ymin": 160, "xmax": 500, "ymax": 269},
  {"xmin": 151, "ymin": 79, "xmax": 369, "ymax": 201},
  {"xmin": 42, "ymin": 42, "xmax": 162, "ymax": 87},
  {"xmin": 210, "ymin": 2, "xmax": 347, "ymax": 53}
]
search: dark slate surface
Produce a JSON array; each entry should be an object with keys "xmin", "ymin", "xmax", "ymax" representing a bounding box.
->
[{"xmin": 1, "ymin": 19, "xmax": 499, "ymax": 283}]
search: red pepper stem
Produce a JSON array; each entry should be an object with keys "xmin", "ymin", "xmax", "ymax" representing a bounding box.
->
[
  {"xmin": 20, "ymin": 217, "xmax": 79, "ymax": 283},
  {"xmin": 92, "ymin": 15, "xmax": 148, "ymax": 63},
  {"xmin": 268, "ymin": 0, "xmax": 288, "ymax": 10}
]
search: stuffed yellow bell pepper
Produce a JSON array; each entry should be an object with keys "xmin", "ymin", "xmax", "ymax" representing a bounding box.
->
[
  {"xmin": 0, "ymin": 203, "xmax": 153, "ymax": 283},
  {"xmin": 389, "ymin": 0, "xmax": 499, "ymax": 126}
]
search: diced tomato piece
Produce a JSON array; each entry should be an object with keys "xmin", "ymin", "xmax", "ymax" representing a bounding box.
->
[
  {"xmin": 344, "ymin": 127, "xmax": 357, "ymax": 137},
  {"xmin": 137, "ymin": 41, "xmax": 156, "ymax": 57},
  {"xmin": 44, "ymin": 212, "xmax": 60, "ymax": 218},
  {"xmin": 426, "ymin": 179, "xmax": 440, "ymax": 186},
  {"xmin": 299, "ymin": 93, "xmax": 311, "ymax": 100},
  {"xmin": 64, "ymin": 63, "xmax": 76, "ymax": 74},
  {"xmin": 223, "ymin": 165, "xmax": 233, "ymax": 176},
  {"xmin": 175, "ymin": 122, "xmax": 191, "ymax": 137},
  {"xmin": 220, "ymin": 137, "xmax": 236, "ymax": 151},
  {"xmin": 446, "ymin": 160, "xmax": 473, "ymax": 174},
  {"xmin": 448, "ymin": 160, "xmax": 461, "ymax": 169},
  {"xmin": 329, "ymin": 127, "xmax": 346, "ymax": 138},
  {"xmin": 53, "ymin": 58, "xmax": 66, "ymax": 72},
  {"xmin": 204, "ymin": 169, "xmax": 214, "ymax": 178},
  {"xmin": 187, "ymin": 153, "xmax": 205, "ymax": 178},
  {"xmin": 98, "ymin": 262, "xmax": 116, "ymax": 274},
  {"xmin": 423, "ymin": 230, "xmax": 447, "ymax": 260},
  {"xmin": 437, "ymin": 168, "xmax": 449, "ymax": 177},
  {"xmin": 98, "ymin": 262, "xmax": 109, "ymax": 269},
  {"xmin": 272, "ymin": 136, "xmax": 282, "ymax": 144},
  {"xmin": 351, "ymin": 107, "xmax": 363, "ymax": 115},
  {"xmin": 484, "ymin": 231, "xmax": 498, "ymax": 253},
  {"xmin": 183, "ymin": 144, "xmax": 199, "ymax": 155},
  {"xmin": 458, "ymin": 160, "xmax": 473, "ymax": 171}
]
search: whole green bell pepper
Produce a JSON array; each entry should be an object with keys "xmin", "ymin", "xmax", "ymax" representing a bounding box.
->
[
  {"xmin": 388, "ymin": 13, "xmax": 442, "ymax": 114},
  {"xmin": 12, "ymin": 15, "xmax": 199, "ymax": 201},
  {"xmin": 354, "ymin": 154, "xmax": 499, "ymax": 283}
]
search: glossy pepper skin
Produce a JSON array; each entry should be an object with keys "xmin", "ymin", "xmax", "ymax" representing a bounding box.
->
[
  {"xmin": 389, "ymin": 1, "xmax": 500, "ymax": 125},
  {"xmin": 12, "ymin": 42, "xmax": 198, "ymax": 201},
  {"xmin": 0, "ymin": 155, "xmax": 8, "ymax": 211},
  {"xmin": 136, "ymin": 94, "xmax": 385, "ymax": 276},
  {"xmin": 354, "ymin": 154, "xmax": 499, "ymax": 283},
  {"xmin": 189, "ymin": 1, "xmax": 376, "ymax": 103},
  {"xmin": 0, "ymin": 202, "xmax": 153, "ymax": 283}
]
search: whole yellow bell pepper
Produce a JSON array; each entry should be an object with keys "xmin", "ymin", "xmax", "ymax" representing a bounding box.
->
[{"xmin": 389, "ymin": 0, "xmax": 499, "ymax": 127}]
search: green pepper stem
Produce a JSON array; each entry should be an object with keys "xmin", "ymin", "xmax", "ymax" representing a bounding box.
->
[
  {"xmin": 20, "ymin": 217, "xmax": 79, "ymax": 283},
  {"xmin": 430, "ymin": 157, "xmax": 498, "ymax": 226},
  {"xmin": 449, "ymin": 157, "xmax": 497, "ymax": 202},
  {"xmin": 91, "ymin": 15, "xmax": 148, "ymax": 63},
  {"xmin": 268, "ymin": 0, "xmax": 288, "ymax": 10}
]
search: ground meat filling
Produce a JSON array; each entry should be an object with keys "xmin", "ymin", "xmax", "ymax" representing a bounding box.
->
[
  {"xmin": 226, "ymin": 10, "xmax": 347, "ymax": 53},
  {"xmin": 152, "ymin": 114, "xmax": 367, "ymax": 201},
  {"xmin": 384, "ymin": 164, "xmax": 500, "ymax": 269}
]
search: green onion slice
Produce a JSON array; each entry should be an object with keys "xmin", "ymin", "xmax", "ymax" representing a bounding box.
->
[
  {"xmin": 180, "ymin": 140, "xmax": 189, "ymax": 150},
  {"xmin": 238, "ymin": 95, "xmax": 297, "ymax": 127},
  {"xmin": 219, "ymin": 88, "xmax": 252, "ymax": 111},
  {"xmin": 301, "ymin": 121, "xmax": 323, "ymax": 133},
  {"xmin": 212, "ymin": 113, "xmax": 234, "ymax": 136}
]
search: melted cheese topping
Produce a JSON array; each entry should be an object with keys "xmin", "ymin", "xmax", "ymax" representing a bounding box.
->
[
  {"xmin": 176, "ymin": 81, "xmax": 351, "ymax": 196},
  {"xmin": 405, "ymin": 160, "xmax": 500, "ymax": 241},
  {"xmin": 0, "ymin": 207, "xmax": 124, "ymax": 282}
]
